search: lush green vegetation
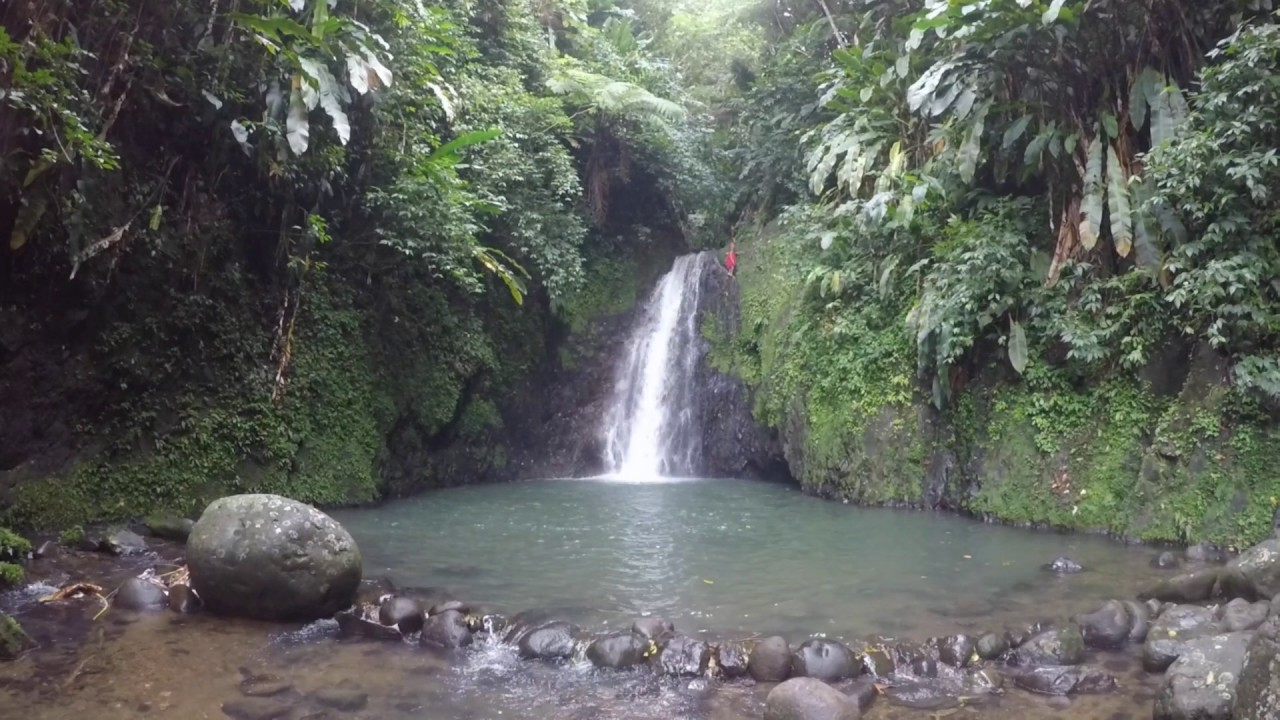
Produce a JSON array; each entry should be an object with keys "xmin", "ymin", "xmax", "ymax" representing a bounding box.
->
[
  {"xmin": 710, "ymin": 0, "xmax": 1280, "ymax": 545},
  {"xmin": 3, "ymin": 0, "xmax": 1278, "ymax": 546}
]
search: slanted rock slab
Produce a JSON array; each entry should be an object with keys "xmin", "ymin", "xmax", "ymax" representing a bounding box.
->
[{"xmin": 1153, "ymin": 632, "xmax": 1250, "ymax": 720}]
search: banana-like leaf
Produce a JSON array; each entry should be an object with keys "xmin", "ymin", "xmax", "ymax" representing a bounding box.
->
[
  {"xmin": 1003, "ymin": 115, "xmax": 1032, "ymax": 149},
  {"xmin": 907, "ymin": 60, "xmax": 957, "ymax": 113},
  {"xmin": 429, "ymin": 128, "xmax": 501, "ymax": 164},
  {"xmin": 958, "ymin": 103, "xmax": 989, "ymax": 184},
  {"xmin": 1129, "ymin": 177, "xmax": 1162, "ymax": 271},
  {"xmin": 1079, "ymin": 135, "xmax": 1104, "ymax": 250},
  {"xmin": 286, "ymin": 76, "xmax": 310, "ymax": 155},
  {"xmin": 1008, "ymin": 319, "xmax": 1028, "ymax": 374},
  {"xmin": 1128, "ymin": 67, "xmax": 1160, "ymax": 131},
  {"xmin": 1105, "ymin": 143, "xmax": 1132, "ymax": 256},
  {"xmin": 1101, "ymin": 111, "xmax": 1118, "ymax": 140},
  {"xmin": 1148, "ymin": 76, "xmax": 1188, "ymax": 147},
  {"xmin": 299, "ymin": 57, "xmax": 349, "ymax": 144},
  {"xmin": 1042, "ymin": 0, "xmax": 1068, "ymax": 25},
  {"xmin": 1024, "ymin": 127, "xmax": 1051, "ymax": 167}
]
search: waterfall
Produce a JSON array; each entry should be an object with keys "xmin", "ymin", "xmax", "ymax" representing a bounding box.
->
[{"xmin": 603, "ymin": 252, "xmax": 713, "ymax": 479}]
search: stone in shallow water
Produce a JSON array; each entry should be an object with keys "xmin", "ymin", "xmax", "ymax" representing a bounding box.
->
[
  {"xmin": 1074, "ymin": 600, "xmax": 1132, "ymax": 649},
  {"xmin": 115, "ymin": 578, "xmax": 168, "ymax": 611},
  {"xmin": 1152, "ymin": 551, "xmax": 1182, "ymax": 570},
  {"xmin": 1142, "ymin": 604, "xmax": 1220, "ymax": 672},
  {"xmin": 1139, "ymin": 568, "xmax": 1221, "ymax": 603},
  {"xmin": 631, "ymin": 617, "xmax": 675, "ymax": 641},
  {"xmin": 240, "ymin": 679, "xmax": 291, "ymax": 698},
  {"xmin": 1045, "ymin": 557, "xmax": 1084, "ymax": 573},
  {"xmin": 976, "ymin": 632, "xmax": 1009, "ymax": 660},
  {"xmin": 187, "ymin": 494, "xmax": 361, "ymax": 622},
  {"xmin": 1012, "ymin": 665, "xmax": 1117, "ymax": 696},
  {"xmin": 221, "ymin": 698, "xmax": 291, "ymax": 720},
  {"xmin": 428, "ymin": 600, "xmax": 467, "ymax": 616},
  {"xmin": 1122, "ymin": 600, "xmax": 1151, "ymax": 643},
  {"xmin": 748, "ymin": 636, "xmax": 792, "ymax": 682},
  {"xmin": 336, "ymin": 609, "xmax": 403, "ymax": 642},
  {"xmin": 1012, "ymin": 626, "xmax": 1085, "ymax": 666},
  {"xmin": 1220, "ymin": 597, "xmax": 1269, "ymax": 632},
  {"xmin": 716, "ymin": 640, "xmax": 750, "ymax": 678},
  {"xmin": 420, "ymin": 609, "xmax": 472, "ymax": 649},
  {"xmin": 313, "ymin": 688, "xmax": 368, "ymax": 712},
  {"xmin": 517, "ymin": 621, "xmax": 579, "ymax": 660},
  {"xmin": 168, "ymin": 584, "xmax": 202, "ymax": 614},
  {"xmin": 586, "ymin": 631, "xmax": 648, "ymax": 670},
  {"xmin": 656, "ymin": 635, "xmax": 710, "ymax": 676},
  {"xmin": 379, "ymin": 596, "xmax": 424, "ymax": 634},
  {"xmin": 144, "ymin": 515, "xmax": 195, "ymax": 543},
  {"xmin": 936, "ymin": 634, "xmax": 976, "ymax": 667},
  {"xmin": 1154, "ymin": 632, "xmax": 1250, "ymax": 720},
  {"xmin": 764, "ymin": 677, "xmax": 861, "ymax": 720},
  {"xmin": 790, "ymin": 639, "xmax": 858, "ymax": 681}
]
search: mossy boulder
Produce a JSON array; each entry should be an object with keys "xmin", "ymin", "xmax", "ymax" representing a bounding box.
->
[{"xmin": 0, "ymin": 613, "xmax": 32, "ymax": 660}]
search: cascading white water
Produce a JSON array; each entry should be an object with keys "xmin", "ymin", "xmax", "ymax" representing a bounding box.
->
[{"xmin": 603, "ymin": 253, "xmax": 711, "ymax": 479}]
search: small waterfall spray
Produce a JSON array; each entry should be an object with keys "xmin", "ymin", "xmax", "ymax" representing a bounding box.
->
[{"xmin": 603, "ymin": 253, "xmax": 712, "ymax": 479}]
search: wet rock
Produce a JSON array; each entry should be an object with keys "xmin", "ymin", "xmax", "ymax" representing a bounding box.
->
[
  {"xmin": 0, "ymin": 613, "xmax": 33, "ymax": 661},
  {"xmin": 967, "ymin": 667, "xmax": 1005, "ymax": 693},
  {"xmin": 379, "ymin": 596, "xmax": 424, "ymax": 634},
  {"xmin": 33, "ymin": 540, "xmax": 56, "ymax": 559},
  {"xmin": 144, "ymin": 515, "xmax": 195, "ymax": 543},
  {"xmin": 115, "ymin": 578, "xmax": 168, "ymax": 611},
  {"xmin": 1005, "ymin": 620, "xmax": 1051, "ymax": 648},
  {"xmin": 586, "ymin": 632, "xmax": 648, "ymax": 670},
  {"xmin": 631, "ymin": 617, "xmax": 675, "ymax": 641},
  {"xmin": 1142, "ymin": 605, "xmax": 1220, "ymax": 672},
  {"xmin": 240, "ymin": 679, "xmax": 291, "ymax": 697},
  {"xmin": 221, "ymin": 699, "xmax": 291, "ymax": 720},
  {"xmin": 503, "ymin": 609, "xmax": 573, "ymax": 644},
  {"xmin": 859, "ymin": 647, "xmax": 894, "ymax": 678},
  {"xmin": 764, "ymin": 677, "xmax": 861, "ymax": 720},
  {"xmin": 336, "ymin": 609, "xmax": 403, "ymax": 642},
  {"xmin": 1012, "ymin": 626, "xmax": 1085, "ymax": 666},
  {"xmin": 420, "ymin": 609, "xmax": 472, "ymax": 649},
  {"xmin": 517, "ymin": 621, "xmax": 579, "ymax": 660},
  {"xmin": 1045, "ymin": 557, "xmax": 1084, "ymax": 573},
  {"xmin": 1074, "ymin": 600, "xmax": 1132, "ymax": 649},
  {"xmin": 167, "ymin": 584, "xmax": 202, "ymax": 614},
  {"xmin": 1139, "ymin": 567, "xmax": 1221, "ymax": 603},
  {"xmin": 1186, "ymin": 543, "xmax": 1228, "ymax": 564},
  {"xmin": 845, "ymin": 678, "xmax": 877, "ymax": 712},
  {"xmin": 103, "ymin": 528, "xmax": 148, "ymax": 556},
  {"xmin": 937, "ymin": 634, "xmax": 976, "ymax": 668},
  {"xmin": 791, "ymin": 639, "xmax": 858, "ymax": 681},
  {"xmin": 748, "ymin": 635, "xmax": 792, "ymax": 682},
  {"xmin": 1154, "ymin": 632, "xmax": 1250, "ymax": 720},
  {"xmin": 1152, "ymin": 551, "xmax": 1182, "ymax": 570},
  {"xmin": 479, "ymin": 614, "xmax": 507, "ymax": 636},
  {"xmin": 656, "ymin": 635, "xmax": 709, "ymax": 676},
  {"xmin": 1233, "ymin": 615, "xmax": 1280, "ymax": 719},
  {"xmin": 909, "ymin": 657, "xmax": 940, "ymax": 678},
  {"xmin": 1220, "ymin": 598, "xmax": 1269, "ymax": 632},
  {"xmin": 187, "ymin": 494, "xmax": 362, "ymax": 622},
  {"xmin": 1122, "ymin": 600, "xmax": 1151, "ymax": 643},
  {"xmin": 883, "ymin": 680, "xmax": 957, "ymax": 711},
  {"xmin": 1219, "ymin": 539, "xmax": 1280, "ymax": 600},
  {"xmin": 1012, "ymin": 665, "xmax": 1118, "ymax": 695},
  {"xmin": 716, "ymin": 640, "xmax": 750, "ymax": 678},
  {"xmin": 428, "ymin": 600, "xmax": 467, "ymax": 616},
  {"xmin": 313, "ymin": 688, "xmax": 368, "ymax": 712},
  {"xmin": 976, "ymin": 633, "xmax": 1009, "ymax": 660}
]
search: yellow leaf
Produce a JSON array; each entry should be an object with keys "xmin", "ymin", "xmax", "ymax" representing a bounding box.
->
[{"xmin": 703, "ymin": 579, "xmax": 714, "ymax": 585}]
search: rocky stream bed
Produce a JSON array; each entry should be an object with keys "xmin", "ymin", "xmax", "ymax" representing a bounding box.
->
[{"xmin": 4, "ymin": 494, "xmax": 1280, "ymax": 720}]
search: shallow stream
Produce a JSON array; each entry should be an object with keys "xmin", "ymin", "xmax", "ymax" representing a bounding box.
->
[{"xmin": 1, "ymin": 478, "xmax": 1172, "ymax": 719}]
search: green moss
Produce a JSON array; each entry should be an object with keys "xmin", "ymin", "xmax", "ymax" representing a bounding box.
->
[
  {"xmin": 59, "ymin": 525, "xmax": 85, "ymax": 547},
  {"xmin": 0, "ymin": 613, "xmax": 30, "ymax": 660},
  {"xmin": 0, "ymin": 563, "xmax": 23, "ymax": 588},
  {"xmin": 558, "ymin": 250, "xmax": 643, "ymax": 333},
  {"xmin": 0, "ymin": 527, "xmax": 30, "ymax": 562}
]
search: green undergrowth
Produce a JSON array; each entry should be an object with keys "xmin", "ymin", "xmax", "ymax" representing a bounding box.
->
[{"xmin": 729, "ymin": 219, "xmax": 1280, "ymax": 547}]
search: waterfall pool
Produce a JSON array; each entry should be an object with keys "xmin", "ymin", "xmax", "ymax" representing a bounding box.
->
[{"xmin": 2, "ymin": 478, "xmax": 1179, "ymax": 720}]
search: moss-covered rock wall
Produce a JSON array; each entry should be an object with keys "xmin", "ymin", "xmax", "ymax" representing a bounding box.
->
[{"xmin": 722, "ymin": 221, "xmax": 1280, "ymax": 548}]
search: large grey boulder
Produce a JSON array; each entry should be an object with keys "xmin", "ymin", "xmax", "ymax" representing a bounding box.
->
[
  {"xmin": 1139, "ymin": 567, "xmax": 1221, "ymax": 603},
  {"xmin": 764, "ymin": 677, "xmax": 861, "ymax": 720},
  {"xmin": 791, "ymin": 639, "xmax": 858, "ymax": 681},
  {"xmin": 1143, "ymin": 604, "xmax": 1220, "ymax": 672},
  {"xmin": 187, "ymin": 494, "xmax": 362, "ymax": 622},
  {"xmin": 1154, "ymin": 632, "xmax": 1250, "ymax": 720},
  {"xmin": 749, "ymin": 636, "xmax": 792, "ymax": 682},
  {"xmin": 1074, "ymin": 600, "xmax": 1131, "ymax": 648},
  {"xmin": 1233, "ymin": 615, "xmax": 1280, "ymax": 719},
  {"xmin": 1219, "ymin": 539, "xmax": 1280, "ymax": 600},
  {"xmin": 1013, "ymin": 626, "xmax": 1085, "ymax": 666},
  {"xmin": 1012, "ymin": 665, "xmax": 1117, "ymax": 696},
  {"xmin": 586, "ymin": 632, "xmax": 648, "ymax": 670}
]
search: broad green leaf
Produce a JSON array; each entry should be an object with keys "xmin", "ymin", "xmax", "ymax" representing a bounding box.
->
[
  {"xmin": 860, "ymin": 86, "xmax": 873, "ymax": 103},
  {"xmin": 429, "ymin": 128, "xmax": 501, "ymax": 163},
  {"xmin": 1148, "ymin": 77, "xmax": 1188, "ymax": 147},
  {"xmin": 953, "ymin": 87, "xmax": 978, "ymax": 120},
  {"xmin": 232, "ymin": 14, "xmax": 312, "ymax": 42},
  {"xmin": 148, "ymin": 204, "xmax": 163, "ymax": 231},
  {"xmin": 346, "ymin": 55, "xmax": 370, "ymax": 94},
  {"xmin": 286, "ymin": 78, "xmax": 309, "ymax": 154},
  {"xmin": 1042, "ymin": 0, "xmax": 1068, "ymax": 25},
  {"xmin": 1002, "ymin": 115, "xmax": 1032, "ymax": 149},
  {"xmin": 896, "ymin": 54, "xmax": 909, "ymax": 78},
  {"xmin": 1080, "ymin": 135, "xmax": 1104, "ymax": 250},
  {"xmin": 1102, "ymin": 111, "xmax": 1118, "ymax": 139},
  {"xmin": 1130, "ymin": 178, "xmax": 1162, "ymax": 270},
  {"xmin": 907, "ymin": 60, "xmax": 956, "ymax": 114},
  {"xmin": 8, "ymin": 194, "xmax": 48, "ymax": 250},
  {"xmin": 1008, "ymin": 319, "xmax": 1028, "ymax": 374},
  {"xmin": 230, "ymin": 119, "xmax": 251, "ymax": 148},
  {"xmin": 958, "ymin": 103, "xmax": 988, "ymax": 184},
  {"xmin": 1024, "ymin": 127, "xmax": 1051, "ymax": 166},
  {"xmin": 299, "ymin": 57, "xmax": 349, "ymax": 144},
  {"xmin": 1128, "ymin": 68, "xmax": 1157, "ymax": 131},
  {"xmin": 1105, "ymin": 143, "xmax": 1132, "ymax": 256}
]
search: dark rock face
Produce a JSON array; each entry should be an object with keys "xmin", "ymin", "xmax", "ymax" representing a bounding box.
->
[
  {"xmin": 1221, "ymin": 598, "xmax": 1269, "ymax": 632},
  {"xmin": 187, "ymin": 494, "xmax": 362, "ymax": 622},
  {"xmin": 1234, "ymin": 615, "xmax": 1280, "ymax": 719},
  {"xmin": 1139, "ymin": 567, "xmax": 1221, "ymax": 603},
  {"xmin": 1012, "ymin": 665, "xmax": 1117, "ymax": 696},
  {"xmin": 691, "ymin": 253, "xmax": 788, "ymax": 479},
  {"xmin": 1143, "ymin": 605, "xmax": 1221, "ymax": 672},
  {"xmin": 1154, "ymin": 632, "xmax": 1250, "ymax": 720},
  {"xmin": 764, "ymin": 677, "xmax": 861, "ymax": 720},
  {"xmin": 717, "ymin": 640, "xmax": 751, "ymax": 678},
  {"xmin": 379, "ymin": 596, "xmax": 425, "ymax": 634},
  {"xmin": 115, "ymin": 577, "xmax": 168, "ymax": 611},
  {"xmin": 748, "ymin": 636, "xmax": 792, "ymax": 682},
  {"xmin": 1074, "ymin": 600, "xmax": 1132, "ymax": 649},
  {"xmin": 586, "ymin": 632, "xmax": 648, "ymax": 670},
  {"xmin": 1045, "ymin": 557, "xmax": 1083, "ymax": 574},
  {"xmin": 517, "ymin": 621, "xmax": 580, "ymax": 660},
  {"xmin": 791, "ymin": 639, "xmax": 858, "ymax": 681},
  {"xmin": 420, "ymin": 610, "xmax": 472, "ymax": 649},
  {"xmin": 1012, "ymin": 626, "xmax": 1085, "ymax": 666},
  {"xmin": 656, "ymin": 636, "xmax": 710, "ymax": 676}
]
